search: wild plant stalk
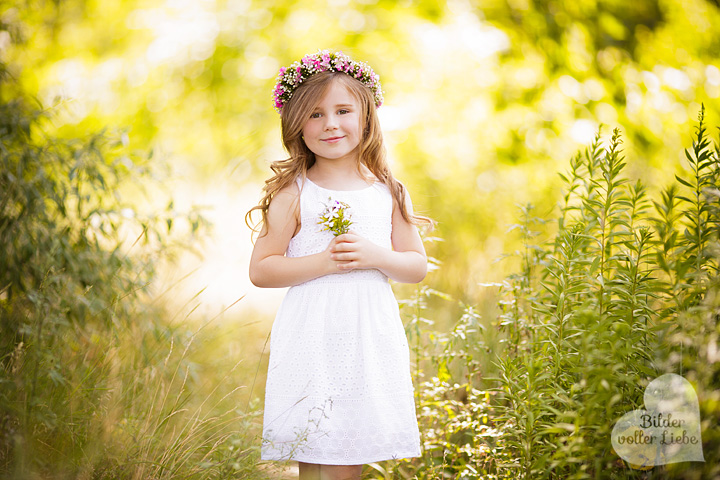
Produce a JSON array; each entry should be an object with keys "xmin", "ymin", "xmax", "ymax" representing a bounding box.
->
[
  {"xmin": 662, "ymin": 105, "xmax": 720, "ymax": 377},
  {"xmin": 516, "ymin": 204, "xmax": 547, "ymax": 351},
  {"xmin": 498, "ymin": 204, "xmax": 547, "ymax": 363},
  {"xmin": 536, "ymin": 223, "xmax": 588, "ymax": 380},
  {"xmin": 624, "ymin": 181, "xmax": 653, "ymax": 351},
  {"xmin": 674, "ymin": 106, "xmax": 718, "ymax": 306},
  {"xmin": 652, "ymin": 183, "xmax": 687, "ymax": 352},
  {"xmin": 590, "ymin": 129, "xmax": 631, "ymax": 314}
]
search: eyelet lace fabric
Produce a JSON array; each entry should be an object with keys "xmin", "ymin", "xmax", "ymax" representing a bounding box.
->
[{"xmin": 260, "ymin": 176, "xmax": 422, "ymax": 465}]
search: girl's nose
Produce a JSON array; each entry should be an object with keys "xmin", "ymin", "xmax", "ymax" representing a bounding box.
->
[{"xmin": 324, "ymin": 114, "xmax": 339, "ymax": 130}]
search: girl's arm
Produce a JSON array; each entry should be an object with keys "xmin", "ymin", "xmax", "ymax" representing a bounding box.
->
[
  {"xmin": 249, "ymin": 183, "xmax": 338, "ymax": 288},
  {"xmin": 330, "ymin": 186, "xmax": 428, "ymax": 284}
]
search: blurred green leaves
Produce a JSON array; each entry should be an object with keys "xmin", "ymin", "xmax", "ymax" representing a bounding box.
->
[{"xmin": 3, "ymin": 0, "xmax": 720, "ymax": 310}]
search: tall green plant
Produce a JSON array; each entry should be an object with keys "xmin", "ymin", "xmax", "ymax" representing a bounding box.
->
[
  {"xmin": 674, "ymin": 106, "xmax": 718, "ymax": 306},
  {"xmin": 372, "ymin": 110, "xmax": 720, "ymax": 479},
  {"xmin": 489, "ymin": 113, "xmax": 720, "ymax": 478}
]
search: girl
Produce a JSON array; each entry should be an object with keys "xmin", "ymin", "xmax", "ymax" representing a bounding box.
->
[{"xmin": 246, "ymin": 50, "xmax": 434, "ymax": 480}]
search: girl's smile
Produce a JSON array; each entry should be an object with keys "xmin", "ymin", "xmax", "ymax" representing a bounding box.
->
[{"xmin": 302, "ymin": 80, "xmax": 362, "ymax": 163}]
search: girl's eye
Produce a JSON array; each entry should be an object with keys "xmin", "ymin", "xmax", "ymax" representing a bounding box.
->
[
  {"xmin": 338, "ymin": 109, "xmax": 350, "ymax": 114},
  {"xmin": 310, "ymin": 112, "xmax": 322, "ymax": 119}
]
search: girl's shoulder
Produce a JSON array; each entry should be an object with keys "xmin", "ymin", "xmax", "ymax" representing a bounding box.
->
[
  {"xmin": 274, "ymin": 176, "xmax": 301, "ymax": 198},
  {"xmin": 267, "ymin": 177, "xmax": 301, "ymax": 219}
]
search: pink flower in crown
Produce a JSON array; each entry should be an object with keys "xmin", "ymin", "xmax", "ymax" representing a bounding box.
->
[{"xmin": 321, "ymin": 53, "xmax": 331, "ymax": 68}]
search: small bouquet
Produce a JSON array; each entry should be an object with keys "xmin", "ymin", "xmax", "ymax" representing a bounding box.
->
[{"xmin": 318, "ymin": 196, "xmax": 353, "ymax": 236}]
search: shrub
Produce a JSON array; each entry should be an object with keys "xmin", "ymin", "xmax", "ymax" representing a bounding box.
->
[{"xmin": 394, "ymin": 107, "xmax": 720, "ymax": 480}]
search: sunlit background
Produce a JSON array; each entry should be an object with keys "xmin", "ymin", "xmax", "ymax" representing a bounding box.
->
[
  {"xmin": 7, "ymin": 0, "xmax": 719, "ymax": 325},
  {"xmin": 4, "ymin": 0, "xmax": 720, "ymax": 476}
]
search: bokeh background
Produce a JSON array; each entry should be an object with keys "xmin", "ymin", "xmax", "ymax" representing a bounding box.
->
[
  {"xmin": 8, "ymin": 0, "xmax": 720, "ymax": 317},
  {"xmin": 2, "ymin": 0, "xmax": 720, "ymax": 477}
]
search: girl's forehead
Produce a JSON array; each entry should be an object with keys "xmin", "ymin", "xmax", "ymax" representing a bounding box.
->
[{"xmin": 318, "ymin": 80, "xmax": 358, "ymax": 103}]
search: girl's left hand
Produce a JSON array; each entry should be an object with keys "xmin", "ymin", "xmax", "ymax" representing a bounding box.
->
[{"xmin": 329, "ymin": 230, "xmax": 382, "ymax": 271}]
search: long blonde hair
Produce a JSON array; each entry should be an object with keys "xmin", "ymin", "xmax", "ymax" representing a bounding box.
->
[{"xmin": 246, "ymin": 71, "xmax": 434, "ymax": 239}]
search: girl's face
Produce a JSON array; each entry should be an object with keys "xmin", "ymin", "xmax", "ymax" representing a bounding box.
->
[{"xmin": 302, "ymin": 80, "xmax": 362, "ymax": 165}]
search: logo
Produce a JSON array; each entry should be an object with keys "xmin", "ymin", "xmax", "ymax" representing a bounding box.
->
[{"xmin": 612, "ymin": 373, "xmax": 704, "ymax": 468}]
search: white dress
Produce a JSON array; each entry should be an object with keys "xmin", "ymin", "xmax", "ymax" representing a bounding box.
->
[{"xmin": 260, "ymin": 175, "xmax": 422, "ymax": 465}]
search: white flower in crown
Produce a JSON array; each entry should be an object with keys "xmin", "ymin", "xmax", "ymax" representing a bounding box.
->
[{"xmin": 318, "ymin": 196, "xmax": 352, "ymax": 236}]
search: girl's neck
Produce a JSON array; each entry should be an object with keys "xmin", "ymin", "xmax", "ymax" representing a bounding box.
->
[{"xmin": 307, "ymin": 159, "xmax": 376, "ymax": 190}]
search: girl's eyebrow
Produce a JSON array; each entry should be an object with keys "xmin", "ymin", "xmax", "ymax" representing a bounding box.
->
[{"xmin": 311, "ymin": 103, "xmax": 354, "ymax": 112}]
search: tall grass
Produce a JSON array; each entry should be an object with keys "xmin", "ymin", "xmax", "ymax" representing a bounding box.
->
[{"xmin": 0, "ymin": 76, "xmax": 267, "ymax": 479}]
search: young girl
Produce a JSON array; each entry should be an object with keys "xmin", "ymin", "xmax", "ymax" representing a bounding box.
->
[{"xmin": 246, "ymin": 50, "xmax": 434, "ymax": 480}]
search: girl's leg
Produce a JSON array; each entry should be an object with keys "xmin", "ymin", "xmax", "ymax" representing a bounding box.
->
[
  {"xmin": 298, "ymin": 462, "xmax": 362, "ymax": 480},
  {"xmin": 320, "ymin": 464, "xmax": 362, "ymax": 480},
  {"xmin": 298, "ymin": 462, "xmax": 320, "ymax": 480}
]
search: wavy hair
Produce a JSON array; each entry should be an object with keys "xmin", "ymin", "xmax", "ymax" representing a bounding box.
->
[{"xmin": 246, "ymin": 71, "xmax": 434, "ymax": 240}]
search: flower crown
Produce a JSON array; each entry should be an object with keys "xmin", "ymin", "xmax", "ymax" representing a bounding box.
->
[{"xmin": 272, "ymin": 50, "xmax": 384, "ymax": 113}]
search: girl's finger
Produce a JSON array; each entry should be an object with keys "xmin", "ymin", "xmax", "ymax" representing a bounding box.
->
[
  {"xmin": 332, "ymin": 243, "xmax": 346, "ymax": 254},
  {"xmin": 337, "ymin": 232, "xmax": 358, "ymax": 242},
  {"xmin": 331, "ymin": 242, "xmax": 349, "ymax": 253},
  {"xmin": 334, "ymin": 251, "xmax": 356, "ymax": 260}
]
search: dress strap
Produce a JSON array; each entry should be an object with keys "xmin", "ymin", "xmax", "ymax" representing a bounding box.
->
[{"xmin": 295, "ymin": 174, "xmax": 307, "ymax": 191}]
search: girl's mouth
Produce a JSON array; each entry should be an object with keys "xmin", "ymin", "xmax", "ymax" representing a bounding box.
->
[{"xmin": 322, "ymin": 136, "xmax": 344, "ymax": 143}]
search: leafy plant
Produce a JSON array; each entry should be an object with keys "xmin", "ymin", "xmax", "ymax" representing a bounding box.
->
[{"xmin": 392, "ymin": 107, "xmax": 720, "ymax": 480}]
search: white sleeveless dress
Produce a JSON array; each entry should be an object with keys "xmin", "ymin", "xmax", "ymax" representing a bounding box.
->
[{"xmin": 260, "ymin": 175, "xmax": 422, "ymax": 465}]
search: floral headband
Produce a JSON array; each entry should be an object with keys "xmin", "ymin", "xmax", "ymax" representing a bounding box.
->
[{"xmin": 272, "ymin": 50, "xmax": 384, "ymax": 113}]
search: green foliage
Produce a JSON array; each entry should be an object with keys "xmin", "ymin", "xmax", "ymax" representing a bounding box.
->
[
  {"xmin": 393, "ymin": 108, "xmax": 720, "ymax": 479},
  {"xmin": 489, "ymin": 108, "xmax": 720, "ymax": 478},
  {"xmin": 0, "ymin": 70, "xmax": 262, "ymax": 479},
  {"xmin": 387, "ymin": 285, "xmax": 514, "ymax": 479}
]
